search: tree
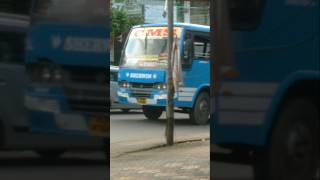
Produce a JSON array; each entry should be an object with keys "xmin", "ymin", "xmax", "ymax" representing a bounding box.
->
[
  {"xmin": 110, "ymin": 6, "xmax": 144, "ymax": 65},
  {"xmin": 111, "ymin": 8, "xmax": 130, "ymax": 38}
]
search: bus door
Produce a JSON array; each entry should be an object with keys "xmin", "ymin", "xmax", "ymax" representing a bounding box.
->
[{"xmin": 180, "ymin": 31, "xmax": 210, "ymax": 105}]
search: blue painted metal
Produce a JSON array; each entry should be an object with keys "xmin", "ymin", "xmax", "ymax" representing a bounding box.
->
[{"xmin": 212, "ymin": 0, "xmax": 319, "ymax": 146}]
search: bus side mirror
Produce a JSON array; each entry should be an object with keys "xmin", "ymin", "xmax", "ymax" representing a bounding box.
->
[{"xmin": 182, "ymin": 40, "xmax": 192, "ymax": 69}]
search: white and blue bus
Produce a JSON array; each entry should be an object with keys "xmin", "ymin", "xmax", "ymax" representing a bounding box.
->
[{"xmin": 117, "ymin": 23, "xmax": 210, "ymax": 125}]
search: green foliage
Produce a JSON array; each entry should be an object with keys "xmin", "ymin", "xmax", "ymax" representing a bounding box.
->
[
  {"xmin": 111, "ymin": 8, "xmax": 130, "ymax": 37},
  {"xmin": 111, "ymin": 7, "xmax": 145, "ymax": 38},
  {"xmin": 128, "ymin": 15, "xmax": 144, "ymax": 28}
]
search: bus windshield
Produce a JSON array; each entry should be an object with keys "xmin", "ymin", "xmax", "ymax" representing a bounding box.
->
[
  {"xmin": 122, "ymin": 27, "xmax": 182, "ymax": 69},
  {"xmin": 31, "ymin": 0, "xmax": 107, "ymax": 24}
]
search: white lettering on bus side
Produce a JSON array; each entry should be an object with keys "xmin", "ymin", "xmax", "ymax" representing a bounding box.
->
[{"xmin": 59, "ymin": 37, "xmax": 108, "ymax": 53}]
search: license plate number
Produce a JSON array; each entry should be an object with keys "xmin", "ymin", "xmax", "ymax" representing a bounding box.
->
[{"xmin": 137, "ymin": 98, "xmax": 147, "ymax": 105}]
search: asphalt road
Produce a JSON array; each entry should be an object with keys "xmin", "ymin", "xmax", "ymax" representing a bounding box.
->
[
  {"xmin": 111, "ymin": 109, "xmax": 255, "ymax": 179},
  {"xmin": 110, "ymin": 109, "xmax": 210, "ymax": 157},
  {"xmin": 0, "ymin": 151, "xmax": 107, "ymax": 180}
]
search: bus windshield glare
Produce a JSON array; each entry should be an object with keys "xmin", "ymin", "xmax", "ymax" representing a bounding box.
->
[{"xmin": 122, "ymin": 27, "xmax": 182, "ymax": 69}]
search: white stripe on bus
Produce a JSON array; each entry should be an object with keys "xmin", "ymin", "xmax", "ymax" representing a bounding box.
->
[
  {"xmin": 179, "ymin": 92, "xmax": 194, "ymax": 97},
  {"xmin": 180, "ymin": 87, "xmax": 197, "ymax": 92},
  {"xmin": 178, "ymin": 97, "xmax": 193, "ymax": 102}
]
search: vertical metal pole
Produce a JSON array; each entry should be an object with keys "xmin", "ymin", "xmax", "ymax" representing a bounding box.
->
[{"xmin": 166, "ymin": 0, "xmax": 174, "ymax": 146}]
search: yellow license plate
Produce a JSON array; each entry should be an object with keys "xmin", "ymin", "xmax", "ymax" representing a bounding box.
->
[
  {"xmin": 137, "ymin": 98, "xmax": 147, "ymax": 105},
  {"xmin": 90, "ymin": 117, "xmax": 108, "ymax": 137}
]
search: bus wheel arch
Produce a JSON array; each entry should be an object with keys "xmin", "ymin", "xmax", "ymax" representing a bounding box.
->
[
  {"xmin": 254, "ymin": 80, "xmax": 319, "ymax": 180},
  {"xmin": 265, "ymin": 80, "xmax": 320, "ymax": 145},
  {"xmin": 190, "ymin": 87, "xmax": 210, "ymax": 125}
]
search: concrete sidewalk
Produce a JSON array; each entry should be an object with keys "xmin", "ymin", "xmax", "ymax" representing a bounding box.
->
[{"xmin": 111, "ymin": 140, "xmax": 210, "ymax": 180}]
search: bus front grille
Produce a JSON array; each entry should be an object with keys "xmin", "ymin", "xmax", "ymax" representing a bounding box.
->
[
  {"xmin": 64, "ymin": 84, "xmax": 108, "ymax": 115},
  {"xmin": 64, "ymin": 67, "xmax": 108, "ymax": 85},
  {"xmin": 131, "ymin": 83, "xmax": 154, "ymax": 89},
  {"xmin": 130, "ymin": 88, "xmax": 153, "ymax": 98}
]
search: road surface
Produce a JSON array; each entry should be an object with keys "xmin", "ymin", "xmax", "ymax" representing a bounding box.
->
[
  {"xmin": 111, "ymin": 109, "xmax": 255, "ymax": 179},
  {"xmin": 0, "ymin": 151, "xmax": 107, "ymax": 180},
  {"xmin": 110, "ymin": 109, "xmax": 210, "ymax": 157}
]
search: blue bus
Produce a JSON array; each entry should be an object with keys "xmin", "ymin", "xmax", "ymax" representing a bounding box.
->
[
  {"xmin": 117, "ymin": 23, "xmax": 211, "ymax": 125},
  {"xmin": 211, "ymin": 0, "xmax": 319, "ymax": 179},
  {"xmin": 23, "ymin": 0, "xmax": 109, "ymax": 157}
]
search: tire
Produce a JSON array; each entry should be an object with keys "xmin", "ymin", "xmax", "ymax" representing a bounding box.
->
[
  {"xmin": 36, "ymin": 150, "xmax": 65, "ymax": 160},
  {"xmin": 142, "ymin": 106, "xmax": 163, "ymax": 120},
  {"xmin": 253, "ymin": 98, "xmax": 318, "ymax": 180},
  {"xmin": 190, "ymin": 92, "xmax": 210, "ymax": 125}
]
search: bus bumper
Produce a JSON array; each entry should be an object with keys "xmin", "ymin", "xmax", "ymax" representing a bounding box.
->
[{"xmin": 25, "ymin": 87, "xmax": 108, "ymax": 138}]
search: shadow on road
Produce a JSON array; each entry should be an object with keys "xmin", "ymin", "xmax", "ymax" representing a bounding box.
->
[
  {"xmin": 0, "ymin": 157, "xmax": 106, "ymax": 167},
  {"xmin": 152, "ymin": 118, "xmax": 207, "ymax": 126},
  {"xmin": 110, "ymin": 111, "xmax": 143, "ymax": 115}
]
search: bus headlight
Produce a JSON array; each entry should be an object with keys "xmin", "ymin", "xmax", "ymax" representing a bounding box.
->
[
  {"xmin": 119, "ymin": 81, "xmax": 131, "ymax": 88},
  {"xmin": 155, "ymin": 83, "xmax": 167, "ymax": 90}
]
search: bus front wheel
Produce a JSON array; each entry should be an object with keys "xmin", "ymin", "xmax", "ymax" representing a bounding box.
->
[
  {"xmin": 190, "ymin": 92, "xmax": 210, "ymax": 125},
  {"xmin": 142, "ymin": 106, "xmax": 163, "ymax": 120}
]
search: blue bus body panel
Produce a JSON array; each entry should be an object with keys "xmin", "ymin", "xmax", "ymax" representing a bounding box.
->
[
  {"xmin": 26, "ymin": 23, "xmax": 109, "ymax": 67},
  {"xmin": 25, "ymin": 22, "xmax": 109, "ymax": 136},
  {"xmin": 212, "ymin": 1, "xmax": 319, "ymax": 146}
]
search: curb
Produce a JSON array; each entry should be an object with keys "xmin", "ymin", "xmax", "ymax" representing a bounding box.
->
[{"xmin": 111, "ymin": 135, "xmax": 210, "ymax": 158}]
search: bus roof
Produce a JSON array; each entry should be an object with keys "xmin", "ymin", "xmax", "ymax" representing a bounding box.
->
[{"xmin": 132, "ymin": 23, "xmax": 210, "ymax": 33}]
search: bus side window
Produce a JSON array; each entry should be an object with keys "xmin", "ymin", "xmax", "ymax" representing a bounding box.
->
[{"xmin": 193, "ymin": 35, "xmax": 210, "ymax": 61}]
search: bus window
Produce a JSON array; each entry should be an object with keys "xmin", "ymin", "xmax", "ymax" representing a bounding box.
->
[
  {"xmin": 31, "ymin": 0, "xmax": 107, "ymax": 25},
  {"xmin": 229, "ymin": 0, "xmax": 265, "ymax": 30},
  {"xmin": 193, "ymin": 35, "xmax": 210, "ymax": 61},
  {"xmin": 0, "ymin": 0, "xmax": 31, "ymax": 15}
]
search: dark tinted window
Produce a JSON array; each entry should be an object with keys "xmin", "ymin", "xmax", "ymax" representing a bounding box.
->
[
  {"xmin": 0, "ymin": 33, "xmax": 25, "ymax": 64},
  {"xmin": 31, "ymin": 0, "xmax": 107, "ymax": 25},
  {"xmin": 229, "ymin": 0, "xmax": 265, "ymax": 30},
  {"xmin": 0, "ymin": 0, "xmax": 31, "ymax": 15}
]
